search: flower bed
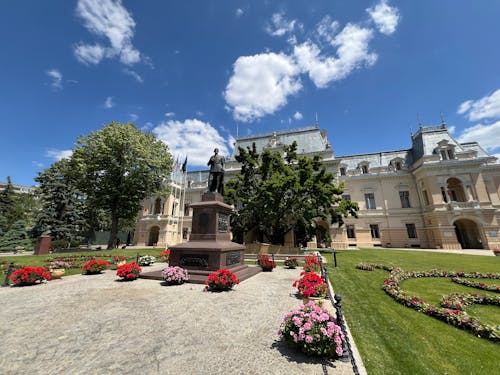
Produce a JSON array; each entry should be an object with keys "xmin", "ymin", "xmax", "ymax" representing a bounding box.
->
[
  {"xmin": 49, "ymin": 260, "xmax": 71, "ymax": 269},
  {"xmin": 137, "ymin": 255, "xmax": 156, "ymax": 266},
  {"xmin": 205, "ymin": 269, "xmax": 240, "ymax": 292},
  {"xmin": 356, "ymin": 262, "xmax": 500, "ymax": 342},
  {"xmin": 451, "ymin": 277, "xmax": 500, "ymax": 292},
  {"xmin": 162, "ymin": 266, "xmax": 189, "ymax": 285},
  {"xmin": 257, "ymin": 254, "xmax": 276, "ymax": 271},
  {"xmin": 303, "ymin": 254, "xmax": 321, "ymax": 273},
  {"xmin": 293, "ymin": 272, "xmax": 328, "ymax": 298},
  {"xmin": 82, "ymin": 259, "xmax": 110, "ymax": 275},
  {"xmin": 278, "ymin": 301, "xmax": 345, "ymax": 357},
  {"xmin": 10, "ymin": 266, "xmax": 51, "ymax": 286},
  {"xmin": 116, "ymin": 262, "xmax": 142, "ymax": 281}
]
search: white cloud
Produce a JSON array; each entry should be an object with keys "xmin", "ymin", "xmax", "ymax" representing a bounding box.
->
[
  {"xmin": 294, "ymin": 24, "xmax": 377, "ymax": 88},
  {"xmin": 224, "ymin": 52, "xmax": 301, "ymax": 122},
  {"xmin": 448, "ymin": 125, "xmax": 456, "ymax": 134},
  {"xmin": 265, "ymin": 12, "xmax": 298, "ymax": 37},
  {"xmin": 165, "ymin": 112, "xmax": 175, "ymax": 117},
  {"xmin": 457, "ymin": 121, "xmax": 500, "ymax": 151},
  {"xmin": 141, "ymin": 121, "xmax": 154, "ymax": 132},
  {"xmin": 104, "ymin": 96, "xmax": 115, "ymax": 108},
  {"xmin": 32, "ymin": 161, "xmax": 44, "ymax": 168},
  {"xmin": 457, "ymin": 90, "xmax": 500, "ymax": 121},
  {"xmin": 457, "ymin": 100, "xmax": 473, "ymax": 115},
  {"xmin": 74, "ymin": 43, "xmax": 107, "ymax": 65},
  {"xmin": 152, "ymin": 119, "xmax": 231, "ymax": 167},
  {"xmin": 47, "ymin": 149, "xmax": 73, "ymax": 161},
  {"xmin": 367, "ymin": 0, "xmax": 400, "ymax": 35},
  {"xmin": 122, "ymin": 68, "xmax": 143, "ymax": 83},
  {"xmin": 74, "ymin": 0, "xmax": 142, "ymax": 65},
  {"xmin": 236, "ymin": 8, "xmax": 244, "ymax": 17},
  {"xmin": 129, "ymin": 113, "xmax": 139, "ymax": 122},
  {"xmin": 492, "ymin": 153, "xmax": 500, "ymax": 162},
  {"xmin": 227, "ymin": 135, "xmax": 236, "ymax": 150},
  {"xmin": 293, "ymin": 111, "xmax": 303, "ymax": 120},
  {"xmin": 316, "ymin": 16, "xmax": 339, "ymax": 44},
  {"xmin": 46, "ymin": 69, "xmax": 63, "ymax": 90},
  {"xmin": 196, "ymin": 110, "xmax": 204, "ymax": 117}
]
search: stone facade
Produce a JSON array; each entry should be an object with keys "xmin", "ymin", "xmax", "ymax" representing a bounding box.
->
[{"xmin": 134, "ymin": 124, "xmax": 500, "ymax": 250}]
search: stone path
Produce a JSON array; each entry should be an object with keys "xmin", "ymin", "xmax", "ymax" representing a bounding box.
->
[{"xmin": 0, "ymin": 265, "xmax": 356, "ymax": 375}]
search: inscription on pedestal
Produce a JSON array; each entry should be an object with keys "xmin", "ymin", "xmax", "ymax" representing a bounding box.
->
[
  {"xmin": 180, "ymin": 255, "xmax": 209, "ymax": 268},
  {"xmin": 226, "ymin": 252, "xmax": 241, "ymax": 266},
  {"xmin": 218, "ymin": 213, "xmax": 228, "ymax": 232},
  {"xmin": 199, "ymin": 213, "xmax": 210, "ymax": 234}
]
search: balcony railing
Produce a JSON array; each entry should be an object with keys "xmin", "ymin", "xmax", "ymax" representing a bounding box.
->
[{"xmin": 447, "ymin": 201, "xmax": 480, "ymax": 210}]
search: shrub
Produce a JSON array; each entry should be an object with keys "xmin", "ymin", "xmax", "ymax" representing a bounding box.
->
[
  {"xmin": 284, "ymin": 257, "xmax": 299, "ymax": 269},
  {"xmin": 205, "ymin": 269, "xmax": 240, "ymax": 292},
  {"xmin": 162, "ymin": 266, "xmax": 189, "ymax": 285},
  {"xmin": 138, "ymin": 255, "xmax": 156, "ymax": 266},
  {"xmin": 82, "ymin": 259, "xmax": 110, "ymax": 274},
  {"xmin": 257, "ymin": 254, "xmax": 276, "ymax": 270},
  {"xmin": 278, "ymin": 301, "xmax": 345, "ymax": 357},
  {"xmin": 10, "ymin": 266, "xmax": 51, "ymax": 286},
  {"xmin": 293, "ymin": 272, "xmax": 328, "ymax": 298},
  {"xmin": 116, "ymin": 262, "xmax": 142, "ymax": 281}
]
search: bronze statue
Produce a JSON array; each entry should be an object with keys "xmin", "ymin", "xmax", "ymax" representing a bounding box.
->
[{"xmin": 207, "ymin": 148, "xmax": 225, "ymax": 194}]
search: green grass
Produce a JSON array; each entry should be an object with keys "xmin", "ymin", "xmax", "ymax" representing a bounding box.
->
[
  {"xmin": 325, "ymin": 249, "xmax": 500, "ymax": 375},
  {"xmin": 1, "ymin": 248, "xmax": 164, "ymax": 276}
]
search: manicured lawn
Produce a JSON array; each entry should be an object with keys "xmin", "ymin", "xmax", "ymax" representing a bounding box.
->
[{"xmin": 324, "ymin": 249, "xmax": 499, "ymax": 375}]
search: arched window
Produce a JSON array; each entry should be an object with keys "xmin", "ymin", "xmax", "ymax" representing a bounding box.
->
[
  {"xmin": 446, "ymin": 178, "xmax": 466, "ymax": 202},
  {"xmin": 154, "ymin": 197, "xmax": 162, "ymax": 214}
]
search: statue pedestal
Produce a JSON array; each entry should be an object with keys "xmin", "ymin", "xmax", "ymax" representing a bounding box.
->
[{"xmin": 140, "ymin": 192, "xmax": 260, "ymax": 284}]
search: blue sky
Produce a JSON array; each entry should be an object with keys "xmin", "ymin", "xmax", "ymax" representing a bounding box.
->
[{"xmin": 1, "ymin": 1, "xmax": 500, "ymax": 186}]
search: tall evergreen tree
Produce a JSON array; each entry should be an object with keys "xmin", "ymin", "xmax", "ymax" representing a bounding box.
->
[
  {"xmin": 0, "ymin": 220, "xmax": 31, "ymax": 249},
  {"xmin": 0, "ymin": 176, "xmax": 14, "ymax": 234},
  {"xmin": 32, "ymin": 159, "xmax": 86, "ymax": 241},
  {"xmin": 225, "ymin": 142, "xmax": 358, "ymax": 245}
]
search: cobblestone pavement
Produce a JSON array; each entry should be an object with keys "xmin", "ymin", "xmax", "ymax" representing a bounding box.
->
[{"xmin": 0, "ymin": 265, "xmax": 356, "ymax": 375}]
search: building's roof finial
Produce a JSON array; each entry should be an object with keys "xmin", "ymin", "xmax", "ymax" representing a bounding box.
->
[
  {"xmin": 315, "ymin": 112, "xmax": 319, "ymax": 128},
  {"xmin": 417, "ymin": 112, "xmax": 423, "ymax": 128},
  {"xmin": 440, "ymin": 112, "xmax": 446, "ymax": 128}
]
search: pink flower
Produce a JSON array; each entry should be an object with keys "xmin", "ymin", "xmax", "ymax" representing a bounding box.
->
[{"xmin": 305, "ymin": 335, "xmax": 313, "ymax": 343}]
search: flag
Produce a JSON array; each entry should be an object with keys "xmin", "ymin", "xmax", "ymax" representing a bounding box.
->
[{"xmin": 182, "ymin": 156, "xmax": 188, "ymax": 173}]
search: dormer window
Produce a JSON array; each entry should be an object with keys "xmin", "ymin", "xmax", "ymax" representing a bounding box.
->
[
  {"xmin": 395, "ymin": 162, "xmax": 401, "ymax": 170},
  {"xmin": 361, "ymin": 165, "xmax": 368, "ymax": 174},
  {"xmin": 435, "ymin": 140, "xmax": 456, "ymax": 160},
  {"xmin": 339, "ymin": 167, "xmax": 346, "ymax": 176}
]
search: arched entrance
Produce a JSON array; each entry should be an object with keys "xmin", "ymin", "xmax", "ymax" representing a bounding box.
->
[
  {"xmin": 454, "ymin": 219, "xmax": 483, "ymax": 249},
  {"xmin": 148, "ymin": 226, "xmax": 160, "ymax": 246}
]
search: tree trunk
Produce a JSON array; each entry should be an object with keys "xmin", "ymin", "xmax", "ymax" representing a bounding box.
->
[{"xmin": 108, "ymin": 213, "xmax": 119, "ymax": 250}]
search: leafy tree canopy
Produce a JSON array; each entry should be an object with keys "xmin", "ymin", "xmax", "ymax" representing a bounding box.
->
[
  {"xmin": 224, "ymin": 141, "xmax": 358, "ymax": 245},
  {"xmin": 71, "ymin": 122, "xmax": 172, "ymax": 249}
]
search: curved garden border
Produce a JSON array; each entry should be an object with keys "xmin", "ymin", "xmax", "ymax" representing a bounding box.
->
[{"xmin": 356, "ymin": 263, "xmax": 500, "ymax": 343}]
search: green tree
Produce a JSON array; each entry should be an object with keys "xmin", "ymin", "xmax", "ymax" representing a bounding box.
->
[
  {"xmin": 32, "ymin": 159, "xmax": 86, "ymax": 242},
  {"xmin": 71, "ymin": 122, "xmax": 172, "ymax": 249},
  {"xmin": 0, "ymin": 220, "xmax": 32, "ymax": 249},
  {"xmin": 225, "ymin": 142, "xmax": 358, "ymax": 245},
  {"xmin": 0, "ymin": 177, "xmax": 38, "ymax": 236}
]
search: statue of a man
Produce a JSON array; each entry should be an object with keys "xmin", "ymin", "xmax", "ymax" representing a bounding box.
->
[{"xmin": 207, "ymin": 148, "xmax": 225, "ymax": 194}]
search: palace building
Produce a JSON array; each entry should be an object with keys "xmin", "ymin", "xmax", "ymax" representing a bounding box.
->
[{"xmin": 133, "ymin": 123, "xmax": 500, "ymax": 250}]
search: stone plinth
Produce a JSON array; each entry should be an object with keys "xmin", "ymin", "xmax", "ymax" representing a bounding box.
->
[
  {"xmin": 34, "ymin": 236, "xmax": 51, "ymax": 255},
  {"xmin": 140, "ymin": 191, "xmax": 260, "ymax": 283}
]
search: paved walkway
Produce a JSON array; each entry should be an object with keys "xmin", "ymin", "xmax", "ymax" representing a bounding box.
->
[{"xmin": 0, "ymin": 265, "xmax": 356, "ymax": 375}]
